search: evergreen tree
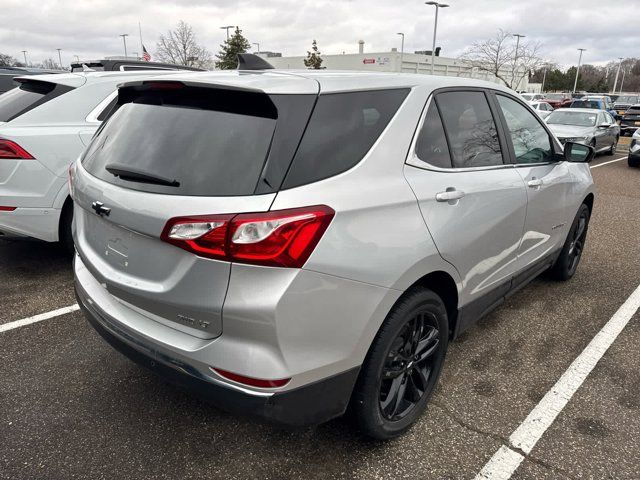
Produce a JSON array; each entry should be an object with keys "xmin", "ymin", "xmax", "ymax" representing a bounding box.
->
[
  {"xmin": 215, "ymin": 27, "xmax": 251, "ymax": 70},
  {"xmin": 304, "ymin": 40, "xmax": 324, "ymax": 69}
]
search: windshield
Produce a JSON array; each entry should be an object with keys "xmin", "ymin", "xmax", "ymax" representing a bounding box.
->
[
  {"xmin": 616, "ymin": 96, "xmax": 639, "ymax": 104},
  {"xmin": 547, "ymin": 111, "xmax": 597, "ymax": 127},
  {"xmin": 570, "ymin": 100, "xmax": 601, "ymax": 109}
]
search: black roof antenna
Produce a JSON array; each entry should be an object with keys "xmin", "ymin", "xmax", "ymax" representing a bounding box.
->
[{"xmin": 237, "ymin": 53, "xmax": 275, "ymax": 70}]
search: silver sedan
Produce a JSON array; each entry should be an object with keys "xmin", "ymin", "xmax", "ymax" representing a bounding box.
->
[{"xmin": 546, "ymin": 108, "xmax": 620, "ymax": 155}]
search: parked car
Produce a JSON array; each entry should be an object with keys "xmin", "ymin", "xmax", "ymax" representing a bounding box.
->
[
  {"xmin": 528, "ymin": 101, "xmax": 554, "ymax": 119},
  {"xmin": 521, "ymin": 93, "xmax": 544, "ymax": 102},
  {"xmin": 613, "ymin": 94, "xmax": 639, "ymax": 117},
  {"xmin": 0, "ymin": 66, "xmax": 62, "ymax": 94},
  {"xmin": 628, "ymin": 129, "xmax": 640, "ymax": 167},
  {"xmin": 546, "ymin": 108, "xmax": 619, "ymax": 155},
  {"xmin": 619, "ymin": 104, "xmax": 640, "ymax": 136},
  {"xmin": 542, "ymin": 93, "xmax": 572, "ymax": 109},
  {"xmin": 569, "ymin": 98, "xmax": 619, "ymax": 119},
  {"xmin": 72, "ymin": 70, "xmax": 595, "ymax": 439},
  {"xmin": 0, "ymin": 70, "xmax": 183, "ymax": 249},
  {"xmin": 582, "ymin": 95, "xmax": 614, "ymax": 109},
  {"xmin": 70, "ymin": 58, "xmax": 205, "ymax": 72}
]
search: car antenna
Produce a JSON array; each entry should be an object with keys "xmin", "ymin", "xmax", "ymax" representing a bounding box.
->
[{"xmin": 236, "ymin": 54, "xmax": 274, "ymax": 70}]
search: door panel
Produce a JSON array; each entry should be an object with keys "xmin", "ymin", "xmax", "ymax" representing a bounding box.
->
[
  {"xmin": 404, "ymin": 166, "xmax": 527, "ymax": 305},
  {"xmin": 514, "ymin": 162, "xmax": 574, "ymax": 266}
]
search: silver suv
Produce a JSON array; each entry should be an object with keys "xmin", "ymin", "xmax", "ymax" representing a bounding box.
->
[{"xmin": 72, "ymin": 71, "xmax": 595, "ymax": 439}]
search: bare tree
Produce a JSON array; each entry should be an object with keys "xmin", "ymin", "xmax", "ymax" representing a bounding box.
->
[
  {"xmin": 460, "ymin": 30, "xmax": 544, "ymax": 90},
  {"xmin": 156, "ymin": 21, "xmax": 212, "ymax": 69},
  {"xmin": 0, "ymin": 53, "xmax": 18, "ymax": 67}
]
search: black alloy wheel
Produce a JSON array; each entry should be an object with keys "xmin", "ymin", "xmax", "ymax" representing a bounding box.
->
[
  {"xmin": 379, "ymin": 313, "xmax": 440, "ymax": 421},
  {"xmin": 352, "ymin": 288, "xmax": 448, "ymax": 439}
]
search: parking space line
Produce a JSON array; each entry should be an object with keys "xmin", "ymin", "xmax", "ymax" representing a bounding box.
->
[
  {"xmin": 0, "ymin": 304, "xmax": 79, "ymax": 333},
  {"xmin": 590, "ymin": 156, "xmax": 627, "ymax": 169},
  {"xmin": 474, "ymin": 283, "xmax": 640, "ymax": 480}
]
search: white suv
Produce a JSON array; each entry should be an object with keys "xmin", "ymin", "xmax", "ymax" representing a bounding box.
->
[{"xmin": 0, "ymin": 70, "xmax": 182, "ymax": 250}]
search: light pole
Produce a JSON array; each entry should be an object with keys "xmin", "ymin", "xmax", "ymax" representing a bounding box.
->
[
  {"xmin": 252, "ymin": 42, "xmax": 260, "ymax": 53},
  {"xmin": 21, "ymin": 50, "xmax": 27, "ymax": 65},
  {"xmin": 620, "ymin": 67, "xmax": 628, "ymax": 93},
  {"xmin": 119, "ymin": 34, "xmax": 129, "ymax": 58},
  {"xmin": 512, "ymin": 33, "xmax": 525, "ymax": 91},
  {"xmin": 612, "ymin": 57, "xmax": 623, "ymax": 94},
  {"xmin": 220, "ymin": 25, "xmax": 234, "ymax": 40},
  {"xmin": 396, "ymin": 32, "xmax": 405, "ymax": 72},
  {"xmin": 56, "ymin": 48, "xmax": 63, "ymax": 70},
  {"xmin": 541, "ymin": 63, "xmax": 550, "ymax": 93},
  {"xmin": 425, "ymin": 1, "xmax": 449, "ymax": 75},
  {"xmin": 572, "ymin": 48, "xmax": 586, "ymax": 94}
]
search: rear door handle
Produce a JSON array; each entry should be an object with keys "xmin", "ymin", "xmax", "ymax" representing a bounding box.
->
[
  {"xmin": 435, "ymin": 189, "xmax": 466, "ymax": 202},
  {"xmin": 527, "ymin": 178, "xmax": 543, "ymax": 188}
]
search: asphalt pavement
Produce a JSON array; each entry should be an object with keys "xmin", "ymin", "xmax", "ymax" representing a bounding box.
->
[{"xmin": 1, "ymin": 153, "xmax": 638, "ymax": 480}]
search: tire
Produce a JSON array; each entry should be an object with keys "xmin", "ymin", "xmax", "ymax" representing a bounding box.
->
[
  {"xmin": 59, "ymin": 201, "xmax": 75, "ymax": 255},
  {"xmin": 629, "ymin": 156, "xmax": 640, "ymax": 168},
  {"xmin": 352, "ymin": 288, "xmax": 449, "ymax": 440},
  {"xmin": 549, "ymin": 203, "xmax": 590, "ymax": 281},
  {"xmin": 608, "ymin": 137, "xmax": 618, "ymax": 156}
]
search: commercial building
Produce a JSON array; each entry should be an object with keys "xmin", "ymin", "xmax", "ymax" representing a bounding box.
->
[{"xmin": 258, "ymin": 42, "xmax": 532, "ymax": 91}]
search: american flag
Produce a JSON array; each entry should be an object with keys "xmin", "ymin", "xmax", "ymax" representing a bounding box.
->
[{"xmin": 142, "ymin": 45, "xmax": 151, "ymax": 62}]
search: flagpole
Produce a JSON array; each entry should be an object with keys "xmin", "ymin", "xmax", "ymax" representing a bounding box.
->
[{"xmin": 138, "ymin": 21, "xmax": 143, "ymax": 60}]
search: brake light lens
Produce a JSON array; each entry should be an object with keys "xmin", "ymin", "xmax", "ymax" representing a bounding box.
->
[
  {"xmin": 0, "ymin": 140, "xmax": 34, "ymax": 159},
  {"xmin": 161, "ymin": 205, "xmax": 335, "ymax": 268},
  {"xmin": 212, "ymin": 368, "xmax": 290, "ymax": 388},
  {"xmin": 161, "ymin": 214, "xmax": 234, "ymax": 261},
  {"xmin": 0, "ymin": 206, "xmax": 17, "ymax": 212}
]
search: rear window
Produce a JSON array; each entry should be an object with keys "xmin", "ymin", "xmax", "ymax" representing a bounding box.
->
[
  {"xmin": 571, "ymin": 100, "xmax": 600, "ymax": 109},
  {"xmin": 282, "ymin": 89, "xmax": 409, "ymax": 189},
  {"xmin": 82, "ymin": 88, "xmax": 283, "ymax": 196},
  {"xmin": 0, "ymin": 80, "xmax": 72, "ymax": 122}
]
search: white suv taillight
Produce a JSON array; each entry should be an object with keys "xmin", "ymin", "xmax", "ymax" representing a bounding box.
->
[{"xmin": 161, "ymin": 206, "xmax": 335, "ymax": 268}]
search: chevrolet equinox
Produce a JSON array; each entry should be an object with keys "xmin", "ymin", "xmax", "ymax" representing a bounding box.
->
[{"xmin": 72, "ymin": 70, "xmax": 595, "ymax": 439}]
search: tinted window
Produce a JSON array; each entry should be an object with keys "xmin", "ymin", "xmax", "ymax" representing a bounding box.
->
[
  {"xmin": 83, "ymin": 88, "xmax": 280, "ymax": 196},
  {"xmin": 414, "ymin": 101, "xmax": 452, "ymax": 168},
  {"xmin": 0, "ymin": 81, "xmax": 71, "ymax": 122},
  {"xmin": 436, "ymin": 91, "xmax": 503, "ymax": 168},
  {"xmin": 96, "ymin": 97, "xmax": 118, "ymax": 121},
  {"xmin": 282, "ymin": 89, "xmax": 409, "ymax": 189},
  {"xmin": 497, "ymin": 95, "xmax": 554, "ymax": 164}
]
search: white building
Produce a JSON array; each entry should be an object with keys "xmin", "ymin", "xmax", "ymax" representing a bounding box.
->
[{"xmin": 258, "ymin": 44, "xmax": 530, "ymax": 90}]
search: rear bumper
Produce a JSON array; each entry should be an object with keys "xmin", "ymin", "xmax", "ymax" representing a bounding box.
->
[
  {"xmin": 75, "ymin": 278, "xmax": 360, "ymax": 427},
  {"xmin": 0, "ymin": 206, "xmax": 61, "ymax": 241}
]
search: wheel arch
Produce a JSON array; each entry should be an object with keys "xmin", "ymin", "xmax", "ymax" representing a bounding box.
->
[
  {"xmin": 582, "ymin": 192, "xmax": 594, "ymax": 214},
  {"xmin": 406, "ymin": 270, "xmax": 459, "ymax": 339}
]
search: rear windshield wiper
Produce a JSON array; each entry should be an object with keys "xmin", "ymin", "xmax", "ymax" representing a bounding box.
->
[{"xmin": 105, "ymin": 163, "xmax": 180, "ymax": 187}]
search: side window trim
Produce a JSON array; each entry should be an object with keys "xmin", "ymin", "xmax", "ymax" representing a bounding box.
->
[
  {"xmin": 85, "ymin": 90, "xmax": 118, "ymax": 123},
  {"xmin": 489, "ymin": 91, "xmax": 563, "ymax": 166},
  {"xmin": 407, "ymin": 89, "xmax": 515, "ymax": 173}
]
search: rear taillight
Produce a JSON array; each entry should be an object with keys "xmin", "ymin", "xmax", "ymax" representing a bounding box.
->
[
  {"xmin": 0, "ymin": 206, "xmax": 17, "ymax": 212},
  {"xmin": 161, "ymin": 205, "xmax": 335, "ymax": 268},
  {"xmin": 0, "ymin": 140, "xmax": 34, "ymax": 159}
]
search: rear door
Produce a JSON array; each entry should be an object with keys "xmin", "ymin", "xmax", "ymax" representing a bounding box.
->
[
  {"xmin": 492, "ymin": 92, "xmax": 574, "ymax": 272},
  {"xmin": 404, "ymin": 89, "xmax": 528, "ymax": 314},
  {"xmin": 74, "ymin": 82, "xmax": 316, "ymax": 339}
]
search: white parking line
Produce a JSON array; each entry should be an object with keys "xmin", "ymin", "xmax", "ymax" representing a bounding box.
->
[
  {"xmin": 590, "ymin": 156, "xmax": 627, "ymax": 169},
  {"xmin": 475, "ymin": 282, "xmax": 640, "ymax": 480},
  {"xmin": 0, "ymin": 304, "xmax": 79, "ymax": 333}
]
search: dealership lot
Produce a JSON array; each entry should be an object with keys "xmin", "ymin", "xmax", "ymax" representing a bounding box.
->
[{"xmin": 1, "ymin": 154, "xmax": 638, "ymax": 479}]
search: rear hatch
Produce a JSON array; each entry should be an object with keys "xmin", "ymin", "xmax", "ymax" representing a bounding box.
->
[{"xmin": 73, "ymin": 75, "xmax": 318, "ymax": 339}]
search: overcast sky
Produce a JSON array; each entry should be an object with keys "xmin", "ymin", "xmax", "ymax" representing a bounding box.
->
[{"xmin": 2, "ymin": 0, "xmax": 638, "ymax": 68}]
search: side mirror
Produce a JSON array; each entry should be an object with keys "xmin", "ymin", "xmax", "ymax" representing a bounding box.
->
[{"xmin": 564, "ymin": 141, "xmax": 595, "ymax": 163}]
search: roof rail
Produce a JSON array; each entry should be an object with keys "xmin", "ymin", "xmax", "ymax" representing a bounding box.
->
[{"xmin": 236, "ymin": 54, "xmax": 274, "ymax": 70}]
